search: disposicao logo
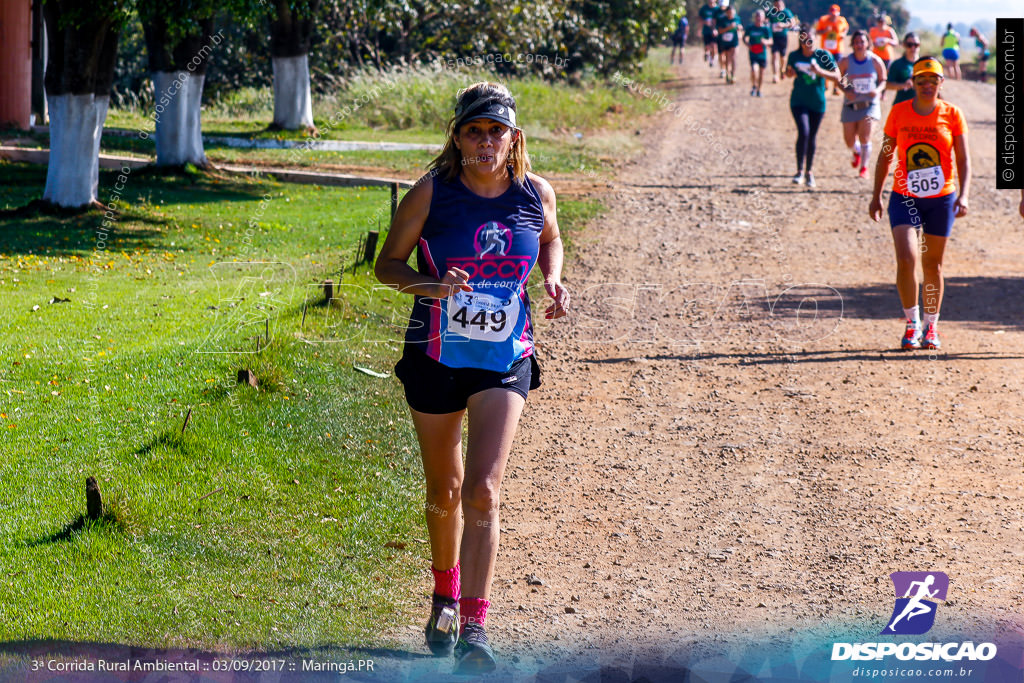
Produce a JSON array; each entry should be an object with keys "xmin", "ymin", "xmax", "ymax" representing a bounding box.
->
[
  {"xmin": 831, "ymin": 572, "xmax": 998, "ymax": 663},
  {"xmin": 882, "ymin": 571, "xmax": 948, "ymax": 635}
]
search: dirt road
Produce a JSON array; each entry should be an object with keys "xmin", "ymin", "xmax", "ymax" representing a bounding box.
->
[{"xmin": 391, "ymin": 54, "xmax": 1023, "ymax": 678}]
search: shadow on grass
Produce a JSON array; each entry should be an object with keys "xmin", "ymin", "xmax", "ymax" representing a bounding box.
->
[
  {"xmin": 0, "ymin": 211, "xmax": 168, "ymax": 257},
  {"xmin": 0, "ymin": 162, "xmax": 280, "ymax": 257},
  {"xmin": 24, "ymin": 512, "xmax": 126, "ymax": 547},
  {"xmin": 134, "ymin": 431, "xmax": 189, "ymax": 458}
]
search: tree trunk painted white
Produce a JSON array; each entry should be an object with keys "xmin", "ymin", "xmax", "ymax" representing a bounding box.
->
[
  {"xmin": 42, "ymin": 93, "xmax": 109, "ymax": 208},
  {"xmin": 272, "ymin": 54, "xmax": 314, "ymax": 130},
  {"xmin": 152, "ymin": 70, "xmax": 207, "ymax": 166}
]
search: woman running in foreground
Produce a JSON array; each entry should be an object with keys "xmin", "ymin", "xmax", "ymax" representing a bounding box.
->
[
  {"xmin": 375, "ymin": 81, "xmax": 569, "ymax": 674},
  {"xmin": 869, "ymin": 57, "xmax": 970, "ymax": 351}
]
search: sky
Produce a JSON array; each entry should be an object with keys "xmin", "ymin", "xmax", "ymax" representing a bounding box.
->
[{"xmin": 904, "ymin": 0, "xmax": 1023, "ymax": 29}]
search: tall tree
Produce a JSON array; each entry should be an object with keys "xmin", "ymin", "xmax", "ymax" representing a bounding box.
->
[
  {"xmin": 735, "ymin": 0, "xmax": 909, "ymax": 33},
  {"xmin": 138, "ymin": 0, "xmax": 220, "ymax": 167},
  {"xmin": 555, "ymin": 0, "xmax": 676, "ymax": 75},
  {"xmin": 41, "ymin": 0, "xmax": 127, "ymax": 208},
  {"xmin": 268, "ymin": 0, "xmax": 320, "ymax": 131}
]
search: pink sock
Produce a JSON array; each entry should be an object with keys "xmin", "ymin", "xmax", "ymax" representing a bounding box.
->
[
  {"xmin": 459, "ymin": 597, "xmax": 490, "ymax": 627},
  {"xmin": 431, "ymin": 563, "xmax": 460, "ymax": 600}
]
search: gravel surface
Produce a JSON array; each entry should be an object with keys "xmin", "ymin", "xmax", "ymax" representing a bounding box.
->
[{"xmin": 390, "ymin": 55, "xmax": 1024, "ymax": 676}]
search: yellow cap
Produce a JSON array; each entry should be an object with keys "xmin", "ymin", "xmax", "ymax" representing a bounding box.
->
[{"xmin": 913, "ymin": 58, "xmax": 944, "ymax": 78}]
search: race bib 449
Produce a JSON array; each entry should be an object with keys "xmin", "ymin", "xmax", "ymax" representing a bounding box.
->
[{"xmin": 446, "ymin": 290, "xmax": 519, "ymax": 342}]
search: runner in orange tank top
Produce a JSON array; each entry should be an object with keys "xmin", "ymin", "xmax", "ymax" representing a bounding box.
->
[
  {"xmin": 869, "ymin": 57, "xmax": 971, "ymax": 352},
  {"xmin": 869, "ymin": 15, "xmax": 899, "ymax": 69},
  {"xmin": 816, "ymin": 4, "xmax": 849, "ymax": 94}
]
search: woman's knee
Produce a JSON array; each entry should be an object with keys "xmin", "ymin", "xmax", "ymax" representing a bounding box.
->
[
  {"xmin": 426, "ymin": 478, "xmax": 462, "ymax": 513},
  {"xmin": 807, "ymin": 116, "xmax": 823, "ymax": 136},
  {"xmin": 921, "ymin": 256, "xmax": 943, "ymax": 276},
  {"xmin": 895, "ymin": 250, "xmax": 918, "ymax": 270},
  {"xmin": 462, "ymin": 479, "xmax": 500, "ymax": 516}
]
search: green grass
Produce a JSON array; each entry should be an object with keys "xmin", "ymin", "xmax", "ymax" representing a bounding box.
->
[
  {"xmin": 0, "ymin": 51, "xmax": 650, "ymax": 655},
  {"xmin": 0, "ymin": 161, "xmax": 422, "ymax": 650},
  {"xmin": 107, "ymin": 61, "xmax": 671, "ymax": 139},
  {"xmin": 0, "ymin": 159, "xmax": 594, "ymax": 652},
  {"xmin": 551, "ymin": 197, "xmax": 606, "ymax": 262},
  {"xmin": 93, "ymin": 54, "xmax": 674, "ymax": 178},
  {"xmin": 3, "ymin": 51, "xmax": 674, "ymax": 184}
]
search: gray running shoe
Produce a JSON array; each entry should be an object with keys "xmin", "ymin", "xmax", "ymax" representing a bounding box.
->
[
  {"xmin": 425, "ymin": 594, "xmax": 459, "ymax": 656},
  {"xmin": 454, "ymin": 622, "xmax": 496, "ymax": 674}
]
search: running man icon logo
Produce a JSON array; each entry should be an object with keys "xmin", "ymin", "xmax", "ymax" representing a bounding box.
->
[
  {"xmin": 474, "ymin": 221, "xmax": 513, "ymax": 257},
  {"xmin": 881, "ymin": 572, "xmax": 949, "ymax": 635}
]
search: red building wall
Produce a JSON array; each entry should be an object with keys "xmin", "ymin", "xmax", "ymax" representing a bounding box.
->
[{"xmin": 0, "ymin": 0, "xmax": 33, "ymax": 129}]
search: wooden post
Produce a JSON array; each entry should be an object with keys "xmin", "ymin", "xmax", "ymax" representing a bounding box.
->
[
  {"xmin": 362, "ymin": 231, "xmax": 379, "ymax": 264},
  {"xmin": 390, "ymin": 182, "xmax": 398, "ymax": 221},
  {"xmin": 86, "ymin": 476, "xmax": 103, "ymax": 520},
  {"xmin": 237, "ymin": 369, "xmax": 258, "ymax": 387},
  {"xmin": 323, "ymin": 279, "xmax": 334, "ymax": 303},
  {"xmin": 354, "ymin": 234, "xmax": 365, "ymax": 270}
]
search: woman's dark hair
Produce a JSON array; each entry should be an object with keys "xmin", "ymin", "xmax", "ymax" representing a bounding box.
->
[
  {"xmin": 850, "ymin": 29, "xmax": 869, "ymax": 47},
  {"xmin": 914, "ymin": 55, "xmax": 941, "ymax": 66},
  {"xmin": 797, "ymin": 24, "xmax": 814, "ymax": 48},
  {"xmin": 903, "ymin": 31, "xmax": 919, "ymax": 45}
]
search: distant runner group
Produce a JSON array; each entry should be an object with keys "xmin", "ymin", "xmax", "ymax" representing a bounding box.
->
[{"xmin": 689, "ymin": 0, "xmax": 983, "ymax": 351}]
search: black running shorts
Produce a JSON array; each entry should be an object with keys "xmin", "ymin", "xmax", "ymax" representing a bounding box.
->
[{"xmin": 395, "ymin": 346, "xmax": 540, "ymax": 414}]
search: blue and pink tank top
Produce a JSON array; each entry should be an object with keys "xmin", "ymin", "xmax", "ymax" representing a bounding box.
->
[
  {"xmin": 846, "ymin": 54, "xmax": 879, "ymax": 104},
  {"xmin": 404, "ymin": 173, "xmax": 544, "ymax": 372}
]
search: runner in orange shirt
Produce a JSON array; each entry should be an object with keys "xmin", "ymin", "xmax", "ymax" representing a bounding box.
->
[
  {"xmin": 816, "ymin": 4, "xmax": 849, "ymax": 95},
  {"xmin": 869, "ymin": 15, "xmax": 899, "ymax": 69},
  {"xmin": 869, "ymin": 57, "xmax": 971, "ymax": 351}
]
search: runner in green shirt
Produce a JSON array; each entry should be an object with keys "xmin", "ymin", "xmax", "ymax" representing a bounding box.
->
[
  {"xmin": 716, "ymin": 4, "xmax": 742, "ymax": 84},
  {"xmin": 768, "ymin": 0, "xmax": 796, "ymax": 83},
  {"xmin": 744, "ymin": 10, "xmax": 773, "ymax": 97},
  {"xmin": 785, "ymin": 25, "xmax": 843, "ymax": 188},
  {"xmin": 941, "ymin": 23, "xmax": 962, "ymax": 79},
  {"xmin": 699, "ymin": 0, "xmax": 720, "ymax": 68},
  {"xmin": 886, "ymin": 32, "xmax": 920, "ymax": 105}
]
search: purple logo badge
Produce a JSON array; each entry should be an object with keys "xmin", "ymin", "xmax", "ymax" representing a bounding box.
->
[{"xmin": 881, "ymin": 572, "xmax": 949, "ymax": 635}]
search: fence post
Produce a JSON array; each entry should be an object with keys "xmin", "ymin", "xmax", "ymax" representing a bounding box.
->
[{"xmin": 363, "ymin": 231, "xmax": 379, "ymax": 264}]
